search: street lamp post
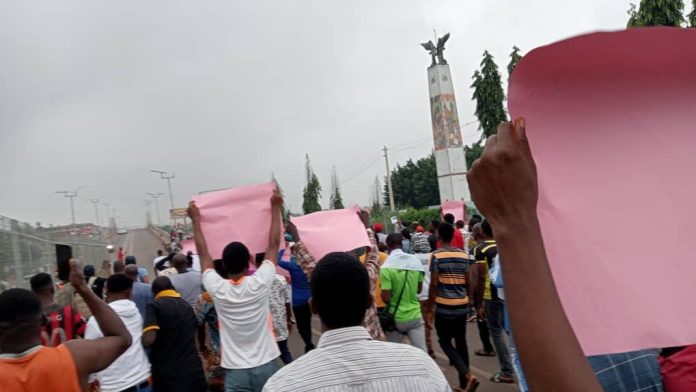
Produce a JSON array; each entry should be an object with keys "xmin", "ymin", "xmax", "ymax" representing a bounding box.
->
[
  {"xmin": 150, "ymin": 170, "xmax": 176, "ymax": 223},
  {"xmin": 86, "ymin": 198, "xmax": 101, "ymax": 226},
  {"xmin": 55, "ymin": 188, "xmax": 82, "ymax": 225},
  {"xmin": 146, "ymin": 192, "xmax": 165, "ymax": 226}
]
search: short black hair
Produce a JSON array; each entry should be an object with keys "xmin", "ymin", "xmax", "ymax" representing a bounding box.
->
[
  {"xmin": 311, "ymin": 252, "xmax": 370, "ymax": 329},
  {"xmin": 29, "ymin": 272, "xmax": 53, "ymax": 293},
  {"xmin": 386, "ymin": 233, "xmax": 403, "ymax": 247},
  {"xmin": 213, "ymin": 259, "xmax": 228, "ymax": 278},
  {"xmin": 125, "ymin": 255, "xmax": 136, "ymax": 265},
  {"xmin": 255, "ymin": 253, "xmax": 266, "ymax": 267},
  {"xmin": 152, "ymin": 276, "xmax": 174, "ymax": 295},
  {"xmin": 472, "ymin": 214, "xmax": 482, "ymax": 221},
  {"xmin": 113, "ymin": 261, "xmax": 125, "ymax": 273},
  {"xmin": 430, "ymin": 220, "xmax": 440, "ymax": 230},
  {"xmin": 443, "ymin": 213, "xmax": 455, "ymax": 225},
  {"xmin": 438, "ymin": 223, "xmax": 455, "ymax": 243},
  {"xmin": 0, "ymin": 288, "xmax": 42, "ymax": 328},
  {"xmin": 468, "ymin": 216, "xmax": 482, "ymax": 229},
  {"xmin": 455, "ymin": 220, "xmax": 465, "ymax": 229},
  {"xmin": 222, "ymin": 242, "xmax": 251, "ymax": 275},
  {"xmin": 401, "ymin": 228, "xmax": 411, "ymax": 241},
  {"xmin": 157, "ymin": 250, "xmax": 163, "ymax": 256},
  {"xmin": 481, "ymin": 219, "xmax": 493, "ymax": 238},
  {"xmin": 106, "ymin": 273, "xmax": 133, "ymax": 293}
]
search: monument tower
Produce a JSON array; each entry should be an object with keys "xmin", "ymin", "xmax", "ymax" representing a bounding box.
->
[{"xmin": 421, "ymin": 33, "xmax": 470, "ymax": 204}]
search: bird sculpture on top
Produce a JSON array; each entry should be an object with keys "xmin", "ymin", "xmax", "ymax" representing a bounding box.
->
[{"xmin": 421, "ymin": 32, "xmax": 450, "ymax": 67}]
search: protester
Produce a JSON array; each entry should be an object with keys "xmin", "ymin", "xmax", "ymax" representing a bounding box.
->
[
  {"xmin": 411, "ymin": 226, "xmax": 431, "ymax": 254},
  {"xmin": 469, "ymin": 223, "xmax": 495, "ymax": 355},
  {"xmin": 29, "ymin": 272, "xmax": 87, "ymax": 346},
  {"xmin": 380, "ymin": 233, "xmax": 427, "ymax": 352},
  {"xmin": 466, "ymin": 216, "xmax": 482, "ymax": 252},
  {"xmin": 412, "ymin": 236, "xmax": 435, "ymax": 358},
  {"xmin": 189, "ymin": 191, "xmax": 283, "ymax": 392},
  {"xmin": 169, "ymin": 253, "xmax": 202, "ymax": 307},
  {"xmin": 0, "ymin": 259, "xmax": 132, "ymax": 391},
  {"xmin": 258, "ymin": 253, "xmax": 294, "ymax": 365},
  {"xmin": 467, "ymin": 119, "xmax": 602, "ymax": 391},
  {"xmin": 196, "ymin": 287, "xmax": 224, "ymax": 391},
  {"xmin": 428, "ymin": 220, "xmax": 439, "ymax": 251},
  {"xmin": 124, "ymin": 256, "xmax": 149, "ymax": 283},
  {"xmin": 98, "ymin": 260, "xmax": 112, "ymax": 279},
  {"xmin": 660, "ymin": 345, "xmax": 696, "ymax": 391},
  {"xmin": 117, "ymin": 247, "xmax": 125, "ymax": 263},
  {"xmin": 401, "ymin": 228, "xmax": 412, "ymax": 254},
  {"xmin": 358, "ymin": 243, "xmax": 389, "ymax": 319},
  {"xmin": 142, "ymin": 276, "xmax": 206, "ymax": 392},
  {"xmin": 152, "ymin": 250, "xmax": 167, "ymax": 274},
  {"xmin": 278, "ymin": 243, "xmax": 316, "ymax": 353},
  {"xmin": 439, "ymin": 214, "xmax": 465, "ymax": 250},
  {"xmin": 113, "ymin": 261, "xmax": 125, "ymax": 274},
  {"xmin": 263, "ymin": 252, "xmax": 450, "ymax": 391},
  {"xmin": 374, "ymin": 223, "xmax": 387, "ymax": 245},
  {"xmin": 430, "ymin": 223, "xmax": 478, "ymax": 391},
  {"xmin": 125, "ymin": 265, "xmax": 153, "ymax": 318},
  {"xmin": 287, "ymin": 210, "xmax": 386, "ymax": 342},
  {"xmin": 587, "ymin": 349, "xmax": 663, "ymax": 392},
  {"xmin": 84, "ymin": 273, "xmax": 151, "ymax": 392},
  {"xmin": 83, "ymin": 264, "xmax": 105, "ymax": 299},
  {"xmin": 471, "ymin": 219, "xmax": 514, "ymax": 383}
]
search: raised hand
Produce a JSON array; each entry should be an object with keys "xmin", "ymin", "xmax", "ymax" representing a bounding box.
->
[{"xmin": 187, "ymin": 201, "xmax": 201, "ymax": 222}]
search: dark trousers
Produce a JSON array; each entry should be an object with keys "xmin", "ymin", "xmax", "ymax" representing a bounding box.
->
[
  {"xmin": 292, "ymin": 303, "xmax": 315, "ymax": 352},
  {"xmin": 277, "ymin": 340, "xmax": 293, "ymax": 364},
  {"xmin": 435, "ymin": 312, "xmax": 470, "ymax": 388},
  {"xmin": 477, "ymin": 316, "xmax": 495, "ymax": 353},
  {"xmin": 485, "ymin": 300, "xmax": 514, "ymax": 376}
]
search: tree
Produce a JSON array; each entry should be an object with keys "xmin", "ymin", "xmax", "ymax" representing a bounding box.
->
[
  {"xmin": 507, "ymin": 46, "xmax": 522, "ymax": 78},
  {"xmin": 471, "ymin": 51, "xmax": 507, "ymax": 141},
  {"xmin": 329, "ymin": 166, "xmax": 344, "ymax": 210},
  {"xmin": 465, "ymin": 141, "xmax": 484, "ymax": 169},
  {"xmin": 689, "ymin": 0, "xmax": 696, "ymax": 26},
  {"xmin": 369, "ymin": 176, "xmax": 384, "ymax": 216},
  {"xmin": 627, "ymin": 0, "xmax": 685, "ymax": 27},
  {"xmin": 384, "ymin": 153, "xmax": 439, "ymax": 209},
  {"xmin": 302, "ymin": 154, "xmax": 322, "ymax": 214}
]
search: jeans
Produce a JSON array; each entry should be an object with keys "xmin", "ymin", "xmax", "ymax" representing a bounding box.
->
[
  {"xmin": 477, "ymin": 316, "xmax": 494, "ymax": 353},
  {"xmin": 419, "ymin": 300, "xmax": 435, "ymax": 354},
  {"xmin": 485, "ymin": 300, "xmax": 514, "ymax": 376},
  {"xmin": 277, "ymin": 340, "xmax": 293, "ymax": 364},
  {"xmin": 386, "ymin": 317, "xmax": 427, "ymax": 353},
  {"xmin": 225, "ymin": 360, "xmax": 278, "ymax": 392},
  {"xmin": 435, "ymin": 312, "xmax": 470, "ymax": 388},
  {"xmin": 292, "ymin": 303, "xmax": 315, "ymax": 352}
]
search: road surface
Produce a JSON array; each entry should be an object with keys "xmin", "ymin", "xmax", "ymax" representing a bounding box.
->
[{"xmin": 120, "ymin": 228, "xmax": 520, "ymax": 391}]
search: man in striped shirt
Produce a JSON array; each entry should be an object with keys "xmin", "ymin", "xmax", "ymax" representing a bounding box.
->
[
  {"xmin": 30, "ymin": 273, "xmax": 87, "ymax": 346},
  {"xmin": 429, "ymin": 223, "xmax": 478, "ymax": 392},
  {"xmin": 263, "ymin": 252, "xmax": 450, "ymax": 392}
]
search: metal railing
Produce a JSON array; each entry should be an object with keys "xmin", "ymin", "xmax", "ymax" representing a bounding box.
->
[{"xmin": 0, "ymin": 215, "xmax": 110, "ymax": 290}]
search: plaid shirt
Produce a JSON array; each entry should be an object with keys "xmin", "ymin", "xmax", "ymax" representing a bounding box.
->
[
  {"xmin": 411, "ymin": 232, "xmax": 432, "ymax": 254},
  {"xmin": 587, "ymin": 349, "xmax": 663, "ymax": 392},
  {"xmin": 294, "ymin": 229, "xmax": 385, "ymax": 341}
]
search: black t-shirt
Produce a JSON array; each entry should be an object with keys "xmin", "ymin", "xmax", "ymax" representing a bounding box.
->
[{"xmin": 144, "ymin": 292, "xmax": 205, "ymax": 388}]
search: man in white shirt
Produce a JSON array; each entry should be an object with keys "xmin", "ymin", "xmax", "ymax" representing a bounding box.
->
[
  {"xmin": 263, "ymin": 251, "xmax": 450, "ymax": 392},
  {"xmin": 84, "ymin": 273, "xmax": 151, "ymax": 392},
  {"xmin": 188, "ymin": 191, "xmax": 283, "ymax": 392},
  {"xmin": 152, "ymin": 250, "xmax": 167, "ymax": 270}
]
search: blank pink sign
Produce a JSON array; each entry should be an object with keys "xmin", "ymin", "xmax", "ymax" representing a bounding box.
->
[
  {"xmin": 508, "ymin": 28, "xmax": 696, "ymax": 355},
  {"xmin": 191, "ymin": 182, "xmax": 276, "ymax": 258},
  {"xmin": 290, "ymin": 208, "xmax": 370, "ymax": 261},
  {"xmin": 441, "ymin": 200, "xmax": 466, "ymax": 223}
]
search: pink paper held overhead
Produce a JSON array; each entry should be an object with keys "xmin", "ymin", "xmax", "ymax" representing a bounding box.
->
[
  {"xmin": 441, "ymin": 200, "xmax": 466, "ymax": 223},
  {"xmin": 508, "ymin": 28, "xmax": 696, "ymax": 355},
  {"xmin": 290, "ymin": 208, "xmax": 370, "ymax": 261},
  {"xmin": 191, "ymin": 182, "xmax": 276, "ymax": 258}
]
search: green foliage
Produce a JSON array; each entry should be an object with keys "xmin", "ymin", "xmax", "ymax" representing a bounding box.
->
[
  {"xmin": 302, "ymin": 173, "xmax": 322, "ymax": 214},
  {"xmin": 397, "ymin": 207, "xmax": 441, "ymax": 228},
  {"xmin": 330, "ymin": 184, "xmax": 344, "ymax": 210},
  {"xmin": 690, "ymin": 0, "xmax": 696, "ymax": 26},
  {"xmin": 471, "ymin": 51, "xmax": 507, "ymax": 141},
  {"xmin": 507, "ymin": 46, "xmax": 522, "ymax": 78},
  {"xmin": 465, "ymin": 141, "xmax": 484, "ymax": 168},
  {"xmin": 384, "ymin": 153, "xmax": 439, "ymax": 209},
  {"xmin": 627, "ymin": 0, "xmax": 685, "ymax": 27}
]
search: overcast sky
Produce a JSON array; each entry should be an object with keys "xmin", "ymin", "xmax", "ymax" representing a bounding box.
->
[{"xmin": 1, "ymin": 0, "xmax": 680, "ymax": 227}]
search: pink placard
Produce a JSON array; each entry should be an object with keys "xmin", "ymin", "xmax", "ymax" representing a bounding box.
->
[
  {"xmin": 180, "ymin": 239, "xmax": 196, "ymax": 255},
  {"xmin": 191, "ymin": 182, "xmax": 276, "ymax": 258},
  {"xmin": 441, "ymin": 200, "xmax": 466, "ymax": 223},
  {"xmin": 508, "ymin": 28, "xmax": 696, "ymax": 355},
  {"xmin": 290, "ymin": 208, "xmax": 370, "ymax": 261}
]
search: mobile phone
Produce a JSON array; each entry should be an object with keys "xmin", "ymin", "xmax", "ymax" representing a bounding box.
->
[{"xmin": 55, "ymin": 244, "xmax": 72, "ymax": 282}]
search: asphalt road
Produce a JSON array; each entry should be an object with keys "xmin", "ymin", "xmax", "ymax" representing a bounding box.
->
[{"xmin": 121, "ymin": 228, "xmax": 520, "ymax": 391}]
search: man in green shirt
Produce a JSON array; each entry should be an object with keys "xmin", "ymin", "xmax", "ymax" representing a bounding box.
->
[{"xmin": 380, "ymin": 233, "xmax": 426, "ymax": 352}]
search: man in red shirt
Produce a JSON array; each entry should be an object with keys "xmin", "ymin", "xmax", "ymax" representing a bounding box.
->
[
  {"xmin": 437, "ymin": 214, "xmax": 465, "ymax": 250},
  {"xmin": 30, "ymin": 273, "xmax": 87, "ymax": 346}
]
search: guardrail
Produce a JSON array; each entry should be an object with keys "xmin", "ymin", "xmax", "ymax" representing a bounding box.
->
[{"xmin": 148, "ymin": 225, "xmax": 170, "ymax": 246}]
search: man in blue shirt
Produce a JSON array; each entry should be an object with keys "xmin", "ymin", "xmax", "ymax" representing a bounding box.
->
[{"xmin": 278, "ymin": 244, "xmax": 315, "ymax": 353}]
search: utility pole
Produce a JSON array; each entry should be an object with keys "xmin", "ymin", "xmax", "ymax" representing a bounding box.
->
[
  {"xmin": 86, "ymin": 198, "xmax": 101, "ymax": 226},
  {"xmin": 143, "ymin": 199, "xmax": 153, "ymax": 226},
  {"xmin": 55, "ymin": 188, "xmax": 82, "ymax": 225},
  {"xmin": 383, "ymin": 146, "xmax": 396, "ymax": 212},
  {"xmin": 146, "ymin": 192, "xmax": 165, "ymax": 226},
  {"xmin": 150, "ymin": 170, "xmax": 176, "ymax": 218}
]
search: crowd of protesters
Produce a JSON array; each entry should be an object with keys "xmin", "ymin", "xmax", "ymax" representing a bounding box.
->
[{"xmin": 2, "ymin": 120, "xmax": 696, "ymax": 392}]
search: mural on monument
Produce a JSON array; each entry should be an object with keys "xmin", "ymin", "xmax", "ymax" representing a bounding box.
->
[{"xmin": 430, "ymin": 94, "xmax": 463, "ymax": 150}]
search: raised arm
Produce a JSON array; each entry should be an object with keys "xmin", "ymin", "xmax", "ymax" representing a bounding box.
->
[
  {"xmin": 285, "ymin": 221, "xmax": 317, "ymax": 280},
  {"xmin": 467, "ymin": 119, "xmax": 601, "ymax": 392},
  {"xmin": 188, "ymin": 201, "xmax": 214, "ymax": 272},
  {"xmin": 64, "ymin": 260, "xmax": 131, "ymax": 386},
  {"xmin": 360, "ymin": 210, "xmax": 380, "ymax": 287},
  {"xmin": 265, "ymin": 190, "xmax": 284, "ymax": 266}
]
